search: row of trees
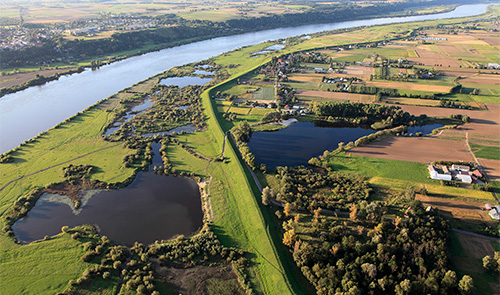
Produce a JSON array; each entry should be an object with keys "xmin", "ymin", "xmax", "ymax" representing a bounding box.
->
[{"xmin": 232, "ymin": 121, "xmax": 258, "ymax": 170}]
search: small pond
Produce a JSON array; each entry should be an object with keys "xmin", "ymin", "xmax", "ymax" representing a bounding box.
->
[
  {"xmin": 248, "ymin": 121, "xmax": 376, "ymax": 170},
  {"xmin": 193, "ymin": 69, "xmax": 215, "ymax": 76},
  {"xmin": 160, "ymin": 76, "xmax": 212, "ymax": 87},
  {"xmin": 142, "ymin": 123, "xmax": 198, "ymax": 138},
  {"xmin": 12, "ymin": 142, "xmax": 203, "ymax": 246},
  {"xmin": 104, "ymin": 98, "xmax": 154, "ymax": 136},
  {"xmin": 406, "ymin": 123, "xmax": 443, "ymax": 135}
]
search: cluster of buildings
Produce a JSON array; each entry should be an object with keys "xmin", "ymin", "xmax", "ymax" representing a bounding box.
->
[
  {"xmin": 428, "ymin": 164, "xmax": 483, "ymax": 184},
  {"xmin": 68, "ymin": 17, "xmax": 159, "ymax": 37},
  {"xmin": 0, "ymin": 26, "xmax": 60, "ymax": 50},
  {"xmin": 0, "ymin": 15, "xmax": 160, "ymax": 51}
]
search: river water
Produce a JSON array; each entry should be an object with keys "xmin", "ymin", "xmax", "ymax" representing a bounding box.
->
[{"xmin": 0, "ymin": 3, "xmax": 493, "ymax": 153}]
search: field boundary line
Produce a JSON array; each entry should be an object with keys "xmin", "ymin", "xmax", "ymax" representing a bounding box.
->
[{"xmin": 0, "ymin": 143, "xmax": 122, "ymax": 193}]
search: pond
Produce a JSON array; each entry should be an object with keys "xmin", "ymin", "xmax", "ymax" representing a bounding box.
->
[
  {"xmin": 248, "ymin": 121, "xmax": 376, "ymax": 170},
  {"xmin": 104, "ymin": 98, "xmax": 154, "ymax": 136},
  {"xmin": 193, "ymin": 69, "xmax": 215, "ymax": 76},
  {"xmin": 12, "ymin": 142, "xmax": 204, "ymax": 246},
  {"xmin": 406, "ymin": 123, "xmax": 443, "ymax": 135},
  {"xmin": 142, "ymin": 123, "xmax": 199, "ymax": 137},
  {"xmin": 160, "ymin": 76, "xmax": 212, "ymax": 87}
]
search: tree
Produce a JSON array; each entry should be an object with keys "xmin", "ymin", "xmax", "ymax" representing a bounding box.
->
[
  {"xmin": 361, "ymin": 263, "xmax": 377, "ymax": 279},
  {"xmin": 441, "ymin": 270, "xmax": 457, "ymax": 291},
  {"xmin": 458, "ymin": 275, "xmax": 474, "ymax": 295},
  {"xmin": 283, "ymin": 229, "xmax": 297, "ymax": 247},
  {"xmin": 350, "ymin": 203, "xmax": 358, "ymax": 222},
  {"xmin": 261, "ymin": 186, "xmax": 272, "ymax": 206},
  {"xmin": 482, "ymin": 252, "xmax": 500, "ymax": 273},
  {"xmin": 284, "ymin": 203, "xmax": 292, "ymax": 217}
]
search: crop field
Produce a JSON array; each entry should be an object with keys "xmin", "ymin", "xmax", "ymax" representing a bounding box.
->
[
  {"xmin": 365, "ymin": 80, "xmax": 452, "ymax": 93},
  {"xmin": 296, "ymin": 89, "xmax": 374, "ymax": 103},
  {"xmin": 479, "ymin": 158, "xmax": 500, "ymax": 181},
  {"xmin": 471, "ymin": 144, "xmax": 500, "ymax": 161},
  {"xmin": 288, "ymin": 73, "xmax": 323, "ymax": 84},
  {"xmin": 370, "ymin": 177, "xmax": 495, "ymax": 202},
  {"xmin": 416, "ymin": 195, "xmax": 494, "ymax": 223},
  {"xmin": 349, "ymin": 136, "xmax": 474, "ymax": 164},
  {"xmin": 383, "ymin": 96, "xmax": 442, "ymax": 106},
  {"xmin": 449, "ymin": 231, "xmax": 500, "ymax": 295}
]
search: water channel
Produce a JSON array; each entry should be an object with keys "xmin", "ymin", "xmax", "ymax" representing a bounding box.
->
[
  {"xmin": 12, "ymin": 142, "xmax": 204, "ymax": 246},
  {"xmin": 0, "ymin": 3, "xmax": 493, "ymax": 153}
]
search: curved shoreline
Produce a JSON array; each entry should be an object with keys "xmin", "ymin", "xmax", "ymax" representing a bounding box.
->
[
  {"xmin": 0, "ymin": 3, "xmax": 495, "ymax": 154},
  {"xmin": 0, "ymin": 4, "xmax": 468, "ymax": 99}
]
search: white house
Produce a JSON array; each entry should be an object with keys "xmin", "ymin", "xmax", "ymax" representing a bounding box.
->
[
  {"xmin": 456, "ymin": 171, "xmax": 472, "ymax": 183},
  {"xmin": 452, "ymin": 164, "xmax": 470, "ymax": 172},
  {"xmin": 428, "ymin": 165, "xmax": 452, "ymax": 181}
]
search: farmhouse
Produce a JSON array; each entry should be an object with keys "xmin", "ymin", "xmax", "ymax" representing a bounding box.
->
[
  {"xmin": 489, "ymin": 206, "xmax": 500, "ymax": 220},
  {"xmin": 452, "ymin": 164, "xmax": 470, "ymax": 172},
  {"xmin": 456, "ymin": 171, "xmax": 472, "ymax": 184},
  {"xmin": 428, "ymin": 165, "xmax": 452, "ymax": 181}
]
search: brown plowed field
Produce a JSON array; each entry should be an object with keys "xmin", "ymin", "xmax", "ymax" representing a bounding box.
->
[
  {"xmin": 289, "ymin": 73, "xmax": 323, "ymax": 83},
  {"xmin": 365, "ymin": 81, "xmax": 452, "ymax": 93},
  {"xmin": 407, "ymin": 48, "xmax": 460, "ymax": 67},
  {"xmin": 296, "ymin": 89, "xmax": 374, "ymax": 103},
  {"xmin": 478, "ymin": 158, "xmax": 500, "ymax": 181},
  {"xmin": 397, "ymin": 104, "xmax": 500, "ymax": 138},
  {"xmin": 349, "ymin": 136, "xmax": 474, "ymax": 163},
  {"xmin": 455, "ymin": 231, "xmax": 496, "ymax": 259},
  {"xmin": 344, "ymin": 65, "xmax": 374, "ymax": 76},
  {"xmin": 0, "ymin": 68, "xmax": 76, "ymax": 88},
  {"xmin": 460, "ymin": 74, "xmax": 500, "ymax": 86},
  {"xmin": 416, "ymin": 195, "xmax": 492, "ymax": 223}
]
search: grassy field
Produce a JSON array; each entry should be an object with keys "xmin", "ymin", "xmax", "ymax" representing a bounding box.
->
[
  {"xmin": 449, "ymin": 231, "xmax": 500, "ymax": 295},
  {"xmin": 470, "ymin": 144, "xmax": 500, "ymax": 161},
  {"xmin": 370, "ymin": 177, "xmax": 496, "ymax": 202},
  {"xmin": 0, "ymin": 107, "xmax": 135, "ymax": 215},
  {"xmin": 327, "ymin": 153, "xmax": 496, "ymax": 202},
  {"xmin": 0, "ymin": 233, "xmax": 88, "ymax": 295}
]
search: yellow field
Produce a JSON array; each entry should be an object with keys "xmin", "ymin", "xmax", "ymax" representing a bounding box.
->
[{"xmin": 369, "ymin": 177, "xmax": 496, "ymax": 202}]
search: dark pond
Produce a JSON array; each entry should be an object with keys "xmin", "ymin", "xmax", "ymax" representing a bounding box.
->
[
  {"xmin": 12, "ymin": 142, "xmax": 203, "ymax": 246},
  {"xmin": 406, "ymin": 123, "xmax": 443, "ymax": 135},
  {"xmin": 248, "ymin": 121, "xmax": 376, "ymax": 170},
  {"xmin": 160, "ymin": 76, "xmax": 212, "ymax": 87}
]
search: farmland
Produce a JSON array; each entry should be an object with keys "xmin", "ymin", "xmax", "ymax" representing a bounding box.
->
[{"xmin": 0, "ymin": 4, "xmax": 499, "ymax": 295}]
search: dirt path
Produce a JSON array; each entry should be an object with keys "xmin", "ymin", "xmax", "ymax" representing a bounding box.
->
[{"xmin": 0, "ymin": 143, "xmax": 121, "ymax": 193}]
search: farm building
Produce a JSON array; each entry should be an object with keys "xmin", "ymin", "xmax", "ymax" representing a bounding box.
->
[
  {"xmin": 428, "ymin": 165, "xmax": 452, "ymax": 181},
  {"xmin": 452, "ymin": 164, "xmax": 470, "ymax": 172},
  {"xmin": 456, "ymin": 171, "xmax": 472, "ymax": 184},
  {"xmin": 489, "ymin": 206, "xmax": 500, "ymax": 220},
  {"xmin": 485, "ymin": 204, "xmax": 492, "ymax": 210}
]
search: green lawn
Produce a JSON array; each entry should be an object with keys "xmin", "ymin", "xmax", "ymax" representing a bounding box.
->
[
  {"xmin": 0, "ymin": 233, "xmax": 88, "ymax": 295},
  {"xmin": 471, "ymin": 144, "xmax": 500, "ymax": 160},
  {"xmin": 328, "ymin": 152, "xmax": 432, "ymax": 183}
]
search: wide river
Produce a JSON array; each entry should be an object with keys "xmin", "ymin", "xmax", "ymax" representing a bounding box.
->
[{"xmin": 0, "ymin": 3, "xmax": 493, "ymax": 153}]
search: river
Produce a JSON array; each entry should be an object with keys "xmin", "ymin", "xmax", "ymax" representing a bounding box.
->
[{"xmin": 0, "ymin": 3, "xmax": 493, "ymax": 153}]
